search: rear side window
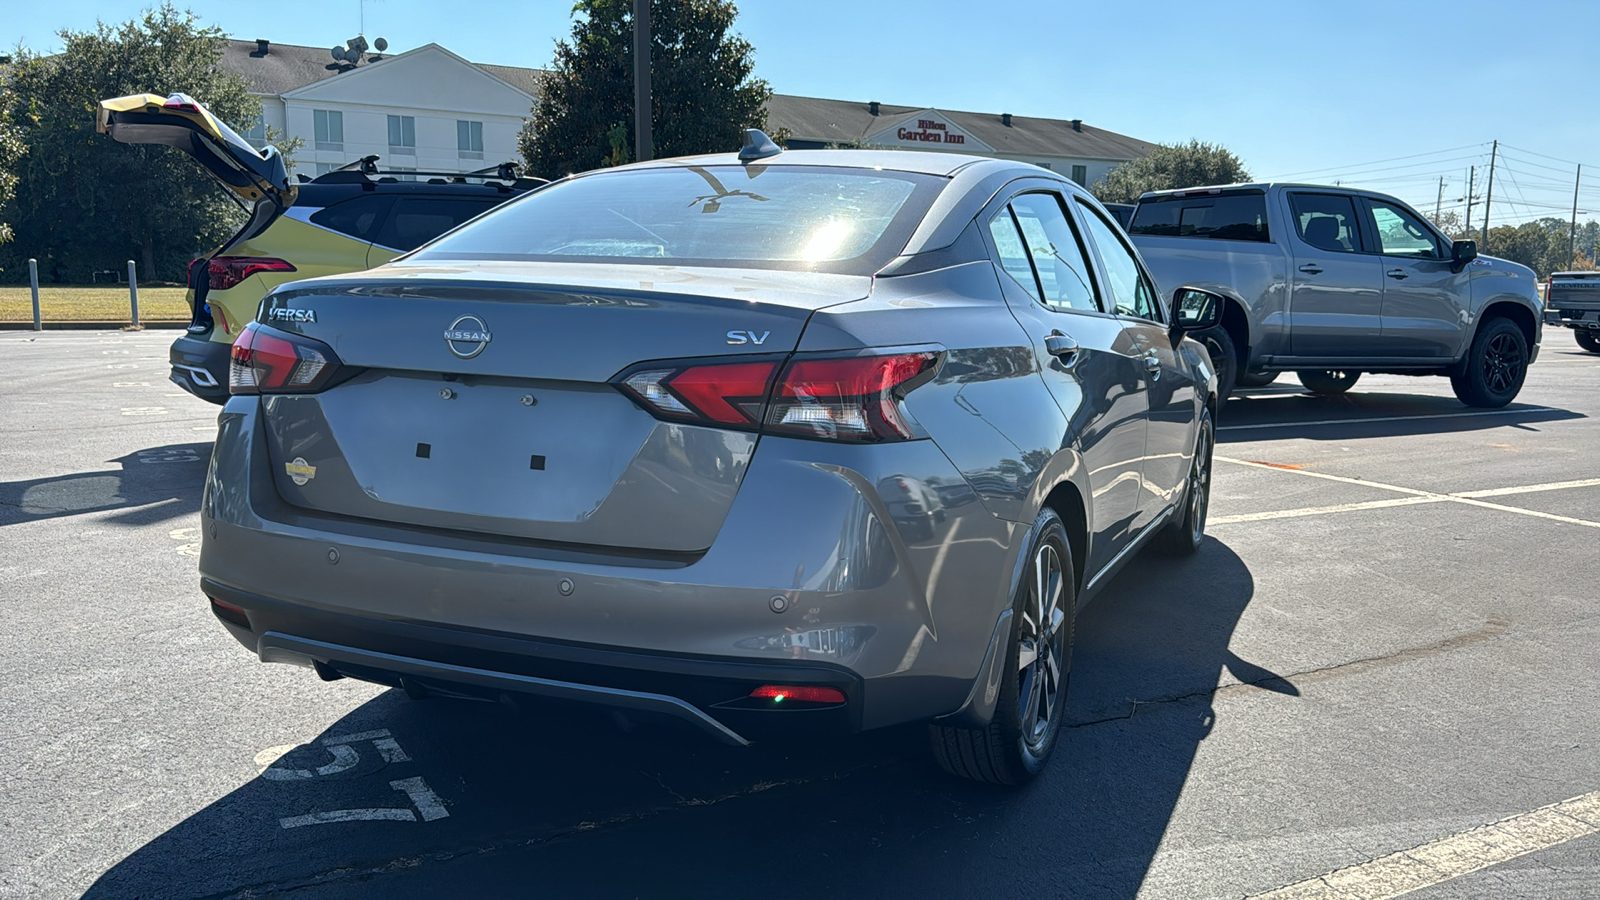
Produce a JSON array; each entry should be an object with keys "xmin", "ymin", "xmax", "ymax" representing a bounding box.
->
[
  {"xmin": 987, "ymin": 210, "xmax": 1042, "ymax": 303},
  {"xmin": 1008, "ymin": 194, "xmax": 1100, "ymax": 312},
  {"xmin": 1289, "ymin": 193, "xmax": 1364, "ymax": 253},
  {"xmin": 410, "ymin": 165, "xmax": 945, "ymax": 275},
  {"xmin": 1128, "ymin": 191, "xmax": 1269, "ymax": 242},
  {"xmin": 376, "ymin": 197, "xmax": 501, "ymax": 252},
  {"xmin": 309, "ymin": 196, "xmax": 394, "ymax": 242}
]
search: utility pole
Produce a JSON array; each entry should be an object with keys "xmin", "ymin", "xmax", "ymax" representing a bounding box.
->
[
  {"xmin": 1466, "ymin": 166, "xmax": 1476, "ymax": 235},
  {"xmin": 1571, "ymin": 163, "xmax": 1583, "ymax": 269},
  {"xmin": 632, "ymin": 0, "xmax": 652, "ymax": 163},
  {"xmin": 1436, "ymin": 176, "xmax": 1445, "ymax": 219},
  {"xmin": 1481, "ymin": 140, "xmax": 1498, "ymax": 245}
]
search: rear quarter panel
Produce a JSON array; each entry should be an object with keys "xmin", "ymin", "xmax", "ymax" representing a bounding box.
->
[{"xmin": 205, "ymin": 217, "xmax": 374, "ymax": 344}]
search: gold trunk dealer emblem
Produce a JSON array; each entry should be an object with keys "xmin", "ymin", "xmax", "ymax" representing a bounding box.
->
[{"xmin": 285, "ymin": 457, "xmax": 317, "ymax": 486}]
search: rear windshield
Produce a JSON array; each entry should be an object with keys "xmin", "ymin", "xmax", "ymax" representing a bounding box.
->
[
  {"xmin": 409, "ymin": 165, "xmax": 945, "ymax": 275},
  {"xmin": 1128, "ymin": 190, "xmax": 1270, "ymax": 243}
]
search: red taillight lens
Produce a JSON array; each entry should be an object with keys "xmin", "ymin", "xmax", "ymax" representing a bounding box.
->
[
  {"xmin": 229, "ymin": 322, "xmax": 341, "ymax": 395},
  {"xmin": 163, "ymin": 92, "xmax": 202, "ymax": 113},
  {"xmin": 617, "ymin": 351, "xmax": 939, "ymax": 442},
  {"xmin": 767, "ymin": 352, "xmax": 939, "ymax": 441},
  {"xmin": 749, "ymin": 685, "xmax": 847, "ymax": 705},
  {"xmin": 208, "ymin": 257, "xmax": 296, "ymax": 291}
]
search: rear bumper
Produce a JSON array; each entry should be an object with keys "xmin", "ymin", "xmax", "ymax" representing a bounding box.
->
[
  {"xmin": 199, "ymin": 399, "xmax": 1021, "ymax": 736},
  {"xmin": 169, "ymin": 333, "xmax": 231, "ymax": 403}
]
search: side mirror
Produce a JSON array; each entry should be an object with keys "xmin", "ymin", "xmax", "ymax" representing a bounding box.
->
[
  {"xmin": 1171, "ymin": 287, "xmax": 1223, "ymax": 336},
  {"xmin": 1451, "ymin": 239, "xmax": 1478, "ymax": 269}
]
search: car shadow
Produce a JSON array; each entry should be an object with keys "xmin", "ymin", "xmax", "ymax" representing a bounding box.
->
[
  {"xmin": 0, "ymin": 443, "xmax": 209, "ymax": 527},
  {"xmin": 1218, "ymin": 389, "xmax": 1582, "ymax": 444},
  {"xmin": 83, "ymin": 539, "xmax": 1271, "ymax": 899}
]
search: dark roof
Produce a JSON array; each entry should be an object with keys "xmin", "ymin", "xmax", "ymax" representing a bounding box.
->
[
  {"xmin": 220, "ymin": 39, "xmax": 543, "ymax": 97},
  {"xmin": 765, "ymin": 94, "xmax": 1156, "ymax": 161}
]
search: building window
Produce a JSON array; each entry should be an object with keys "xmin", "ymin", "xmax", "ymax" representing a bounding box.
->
[
  {"xmin": 1038, "ymin": 162, "xmax": 1052, "ymax": 170},
  {"xmin": 313, "ymin": 110, "xmax": 343, "ymax": 151},
  {"xmin": 457, "ymin": 120, "xmax": 484, "ymax": 160},
  {"xmin": 388, "ymin": 115, "xmax": 417, "ymax": 155},
  {"xmin": 1071, "ymin": 165, "xmax": 1088, "ymax": 186},
  {"xmin": 241, "ymin": 116, "xmax": 266, "ymax": 147}
]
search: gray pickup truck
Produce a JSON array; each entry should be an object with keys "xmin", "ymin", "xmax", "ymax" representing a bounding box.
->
[
  {"xmin": 1127, "ymin": 183, "xmax": 1543, "ymax": 407},
  {"xmin": 1543, "ymin": 271, "xmax": 1600, "ymax": 354}
]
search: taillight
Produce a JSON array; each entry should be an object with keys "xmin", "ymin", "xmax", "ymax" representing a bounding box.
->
[
  {"xmin": 163, "ymin": 92, "xmax": 202, "ymax": 113},
  {"xmin": 208, "ymin": 257, "xmax": 296, "ymax": 291},
  {"xmin": 616, "ymin": 350, "xmax": 939, "ymax": 442},
  {"xmin": 230, "ymin": 322, "xmax": 342, "ymax": 395}
]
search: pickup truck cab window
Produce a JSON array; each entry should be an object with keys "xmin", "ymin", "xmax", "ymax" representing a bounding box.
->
[
  {"xmin": 1008, "ymin": 193, "xmax": 1101, "ymax": 313},
  {"xmin": 1077, "ymin": 199, "xmax": 1162, "ymax": 322},
  {"xmin": 1289, "ymin": 193, "xmax": 1366, "ymax": 253},
  {"xmin": 1368, "ymin": 200, "xmax": 1445, "ymax": 259},
  {"xmin": 1127, "ymin": 190, "xmax": 1270, "ymax": 243}
]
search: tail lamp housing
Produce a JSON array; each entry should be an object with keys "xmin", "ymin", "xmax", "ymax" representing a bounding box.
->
[
  {"xmin": 207, "ymin": 257, "xmax": 296, "ymax": 292},
  {"xmin": 230, "ymin": 322, "xmax": 344, "ymax": 395},
  {"xmin": 616, "ymin": 349, "xmax": 940, "ymax": 442}
]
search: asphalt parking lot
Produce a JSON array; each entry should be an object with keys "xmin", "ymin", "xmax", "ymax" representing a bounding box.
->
[{"xmin": 3, "ymin": 329, "xmax": 1598, "ymax": 899}]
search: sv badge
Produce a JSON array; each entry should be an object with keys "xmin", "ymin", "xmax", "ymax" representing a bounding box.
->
[{"xmin": 726, "ymin": 330, "xmax": 771, "ymax": 345}]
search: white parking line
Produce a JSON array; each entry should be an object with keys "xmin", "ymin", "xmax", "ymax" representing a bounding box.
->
[
  {"xmin": 1247, "ymin": 789, "xmax": 1600, "ymax": 899},
  {"xmin": 1218, "ymin": 407, "xmax": 1561, "ymax": 432},
  {"xmin": 1214, "ymin": 458, "xmax": 1600, "ymax": 530}
]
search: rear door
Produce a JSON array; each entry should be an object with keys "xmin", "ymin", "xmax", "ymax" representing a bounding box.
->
[
  {"xmin": 367, "ymin": 196, "xmax": 506, "ymax": 266},
  {"xmin": 1283, "ymin": 191, "xmax": 1384, "ymax": 357},
  {"xmin": 1361, "ymin": 197, "xmax": 1469, "ymax": 359},
  {"xmin": 982, "ymin": 187, "xmax": 1149, "ymax": 576}
]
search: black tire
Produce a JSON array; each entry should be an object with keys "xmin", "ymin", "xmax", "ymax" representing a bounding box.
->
[
  {"xmin": 1235, "ymin": 370, "xmax": 1278, "ymax": 388},
  {"xmin": 1192, "ymin": 325, "xmax": 1238, "ymax": 407},
  {"xmin": 1450, "ymin": 317, "xmax": 1529, "ymax": 408},
  {"xmin": 930, "ymin": 509, "xmax": 1074, "ymax": 786},
  {"xmin": 1297, "ymin": 370, "xmax": 1361, "ymax": 394},
  {"xmin": 1575, "ymin": 329, "xmax": 1600, "ymax": 355},
  {"xmin": 1156, "ymin": 405, "xmax": 1214, "ymax": 556}
]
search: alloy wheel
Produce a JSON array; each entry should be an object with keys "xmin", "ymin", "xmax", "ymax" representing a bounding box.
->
[
  {"xmin": 1188, "ymin": 417, "xmax": 1214, "ymax": 544},
  {"xmin": 1482, "ymin": 332, "xmax": 1526, "ymax": 394},
  {"xmin": 1016, "ymin": 542, "xmax": 1067, "ymax": 753}
]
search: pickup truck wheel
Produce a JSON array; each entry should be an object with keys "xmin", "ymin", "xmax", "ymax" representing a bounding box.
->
[
  {"xmin": 1236, "ymin": 370, "xmax": 1278, "ymax": 388},
  {"xmin": 1156, "ymin": 405, "xmax": 1213, "ymax": 556},
  {"xmin": 1575, "ymin": 329, "xmax": 1600, "ymax": 354},
  {"xmin": 1194, "ymin": 326, "xmax": 1237, "ymax": 406},
  {"xmin": 1297, "ymin": 370, "xmax": 1361, "ymax": 394},
  {"xmin": 930, "ymin": 510, "xmax": 1074, "ymax": 786},
  {"xmin": 1451, "ymin": 318, "xmax": 1528, "ymax": 407}
]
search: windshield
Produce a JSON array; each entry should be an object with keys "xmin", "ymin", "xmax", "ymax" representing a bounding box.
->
[{"xmin": 410, "ymin": 165, "xmax": 946, "ymax": 274}]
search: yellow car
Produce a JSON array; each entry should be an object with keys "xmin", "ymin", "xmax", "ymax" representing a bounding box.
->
[{"xmin": 97, "ymin": 93, "xmax": 531, "ymax": 402}]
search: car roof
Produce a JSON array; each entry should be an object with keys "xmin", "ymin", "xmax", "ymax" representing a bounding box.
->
[{"xmin": 610, "ymin": 148, "xmax": 1003, "ymax": 178}]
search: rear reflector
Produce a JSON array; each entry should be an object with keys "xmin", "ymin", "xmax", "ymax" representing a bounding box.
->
[
  {"xmin": 230, "ymin": 322, "xmax": 343, "ymax": 395},
  {"xmin": 208, "ymin": 596, "xmax": 251, "ymax": 630},
  {"xmin": 616, "ymin": 350, "xmax": 939, "ymax": 442},
  {"xmin": 749, "ymin": 685, "xmax": 847, "ymax": 704}
]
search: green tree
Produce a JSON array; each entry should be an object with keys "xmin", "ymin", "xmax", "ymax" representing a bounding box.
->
[
  {"xmin": 1090, "ymin": 140, "xmax": 1251, "ymax": 204},
  {"xmin": 520, "ymin": 0, "xmax": 772, "ymax": 179},
  {"xmin": 0, "ymin": 90, "xmax": 24, "ymax": 247},
  {"xmin": 0, "ymin": 3, "xmax": 264, "ymax": 283}
]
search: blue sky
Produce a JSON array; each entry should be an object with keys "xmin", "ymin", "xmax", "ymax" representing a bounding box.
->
[{"xmin": 10, "ymin": 0, "xmax": 1598, "ymax": 225}]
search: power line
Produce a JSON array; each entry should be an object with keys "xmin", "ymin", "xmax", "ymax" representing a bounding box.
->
[{"xmin": 1263, "ymin": 143, "xmax": 1489, "ymax": 179}]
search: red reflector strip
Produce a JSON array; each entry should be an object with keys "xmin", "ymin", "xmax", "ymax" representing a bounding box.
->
[{"xmin": 749, "ymin": 685, "xmax": 847, "ymax": 704}]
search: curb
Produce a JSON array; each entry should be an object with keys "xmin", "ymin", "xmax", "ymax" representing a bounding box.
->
[{"xmin": 0, "ymin": 321, "xmax": 190, "ymax": 331}]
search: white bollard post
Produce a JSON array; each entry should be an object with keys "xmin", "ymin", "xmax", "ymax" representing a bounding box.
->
[
  {"xmin": 127, "ymin": 260, "xmax": 140, "ymax": 327},
  {"xmin": 29, "ymin": 259, "xmax": 41, "ymax": 331}
]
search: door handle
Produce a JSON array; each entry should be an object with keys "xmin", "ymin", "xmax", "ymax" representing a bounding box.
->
[
  {"xmin": 1387, "ymin": 268, "xmax": 1409, "ymax": 280},
  {"xmin": 1297, "ymin": 264, "xmax": 1323, "ymax": 275},
  {"xmin": 1044, "ymin": 331, "xmax": 1079, "ymax": 361},
  {"xmin": 1144, "ymin": 354, "xmax": 1162, "ymax": 374}
]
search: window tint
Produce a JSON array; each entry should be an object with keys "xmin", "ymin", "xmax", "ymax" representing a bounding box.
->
[
  {"xmin": 376, "ymin": 198, "xmax": 499, "ymax": 251},
  {"xmin": 1008, "ymin": 193, "xmax": 1100, "ymax": 312},
  {"xmin": 309, "ymin": 196, "xmax": 394, "ymax": 242},
  {"xmin": 1077, "ymin": 200, "xmax": 1161, "ymax": 320},
  {"xmin": 1128, "ymin": 191, "xmax": 1270, "ymax": 242},
  {"xmin": 1369, "ymin": 201, "xmax": 1443, "ymax": 258},
  {"xmin": 1290, "ymin": 193, "xmax": 1363, "ymax": 253},
  {"xmin": 988, "ymin": 209, "xmax": 1042, "ymax": 303},
  {"xmin": 412, "ymin": 166, "xmax": 943, "ymax": 276}
]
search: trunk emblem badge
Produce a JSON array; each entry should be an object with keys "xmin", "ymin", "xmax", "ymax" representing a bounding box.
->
[
  {"xmin": 444, "ymin": 315, "xmax": 492, "ymax": 359},
  {"xmin": 285, "ymin": 457, "xmax": 317, "ymax": 486}
]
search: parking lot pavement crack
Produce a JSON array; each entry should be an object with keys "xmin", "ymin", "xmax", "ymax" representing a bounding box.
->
[{"xmin": 1067, "ymin": 618, "xmax": 1511, "ymax": 728}]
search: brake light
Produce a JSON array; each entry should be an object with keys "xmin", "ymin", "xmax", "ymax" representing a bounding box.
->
[
  {"xmin": 616, "ymin": 350, "xmax": 939, "ymax": 442},
  {"xmin": 229, "ymin": 322, "xmax": 342, "ymax": 395},
  {"xmin": 749, "ymin": 685, "xmax": 846, "ymax": 705},
  {"xmin": 163, "ymin": 92, "xmax": 202, "ymax": 113},
  {"xmin": 208, "ymin": 257, "xmax": 296, "ymax": 291}
]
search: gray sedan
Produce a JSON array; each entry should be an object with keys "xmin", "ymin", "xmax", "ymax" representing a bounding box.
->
[{"xmin": 201, "ymin": 135, "xmax": 1221, "ymax": 784}]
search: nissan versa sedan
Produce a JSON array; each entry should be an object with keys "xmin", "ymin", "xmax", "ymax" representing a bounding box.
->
[{"xmin": 200, "ymin": 134, "xmax": 1223, "ymax": 784}]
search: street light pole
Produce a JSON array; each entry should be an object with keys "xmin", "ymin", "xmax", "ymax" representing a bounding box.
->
[{"xmin": 633, "ymin": 0, "xmax": 652, "ymax": 163}]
